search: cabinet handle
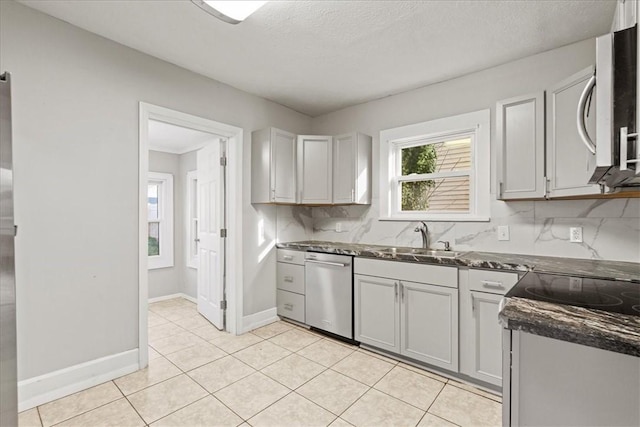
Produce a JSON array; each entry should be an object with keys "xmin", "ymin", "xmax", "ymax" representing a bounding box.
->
[
  {"xmin": 284, "ymin": 303, "xmax": 293, "ymax": 311},
  {"xmin": 271, "ymin": 188, "xmax": 276, "ymax": 200},
  {"xmin": 400, "ymin": 281, "xmax": 404, "ymax": 302},
  {"xmin": 283, "ymin": 276, "xmax": 294, "ymax": 283},
  {"xmin": 394, "ymin": 282, "xmax": 398, "ymax": 301},
  {"xmin": 283, "ymin": 255, "xmax": 293, "ymax": 261},
  {"xmin": 481, "ymin": 280, "xmax": 504, "ymax": 290}
]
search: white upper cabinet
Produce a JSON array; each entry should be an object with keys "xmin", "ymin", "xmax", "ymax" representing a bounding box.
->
[
  {"xmin": 496, "ymin": 66, "xmax": 603, "ymax": 201},
  {"xmin": 496, "ymin": 92, "xmax": 546, "ymax": 200},
  {"xmin": 251, "ymin": 127, "xmax": 297, "ymax": 204},
  {"xmin": 252, "ymin": 128, "xmax": 372, "ymax": 205},
  {"xmin": 297, "ymin": 135, "xmax": 333, "ymax": 204},
  {"xmin": 333, "ymin": 132, "xmax": 372, "ymax": 205},
  {"xmin": 546, "ymin": 66, "xmax": 600, "ymax": 198},
  {"xmin": 611, "ymin": 0, "xmax": 637, "ymax": 31}
]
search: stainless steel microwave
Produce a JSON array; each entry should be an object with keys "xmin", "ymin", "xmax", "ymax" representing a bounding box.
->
[{"xmin": 581, "ymin": 24, "xmax": 638, "ymax": 189}]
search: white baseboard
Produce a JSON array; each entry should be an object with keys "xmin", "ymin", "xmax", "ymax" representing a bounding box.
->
[
  {"xmin": 18, "ymin": 349, "xmax": 139, "ymax": 412},
  {"xmin": 149, "ymin": 293, "xmax": 196, "ymax": 304},
  {"xmin": 240, "ymin": 307, "xmax": 278, "ymax": 334}
]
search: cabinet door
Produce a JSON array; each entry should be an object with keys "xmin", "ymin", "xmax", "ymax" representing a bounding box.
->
[
  {"xmin": 546, "ymin": 66, "xmax": 601, "ymax": 198},
  {"xmin": 298, "ymin": 135, "xmax": 333, "ymax": 204},
  {"xmin": 496, "ymin": 92, "xmax": 546, "ymax": 200},
  {"xmin": 354, "ymin": 274, "xmax": 400, "ymax": 354},
  {"xmin": 271, "ymin": 128, "xmax": 297, "ymax": 203},
  {"xmin": 333, "ymin": 133, "xmax": 372, "ymax": 205},
  {"xmin": 400, "ymin": 281, "xmax": 458, "ymax": 371},
  {"xmin": 467, "ymin": 291, "xmax": 503, "ymax": 386},
  {"xmin": 333, "ymin": 133, "xmax": 356, "ymax": 204}
]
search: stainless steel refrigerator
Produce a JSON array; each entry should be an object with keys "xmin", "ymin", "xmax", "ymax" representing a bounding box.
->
[{"xmin": 0, "ymin": 71, "xmax": 17, "ymax": 426}]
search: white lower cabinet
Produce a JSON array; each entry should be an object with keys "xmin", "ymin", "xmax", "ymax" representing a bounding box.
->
[
  {"xmin": 354, "ymin": 275, "xmax": 400, "ymax": 353},
  {"xmin": 460, "ymin": 268, "xmax": 519, "ymax": 386},
  {"xmin": 354, "ymin": 258, "xmax": 459, "ymax": 372},
  {"xmin": 400, "ymin": 281, "xmax": 458, "ymax": 371},
  {"xmin": 465, "ymin": 291, "xmax": 503, "ymax": 385},
  {"xmin": 276, "ymin": 249, "xmax": 305, "ymax": 323}
]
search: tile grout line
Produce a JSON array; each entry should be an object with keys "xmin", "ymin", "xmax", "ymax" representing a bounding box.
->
[
  {"xmin": 35, "ymin": 405, "xmax": 44, "ymax": 427},
  {"xmin": 46, "ymin": 382, "xmax": 125, "ymax": 427},
  {"xmin": 112, "ymin": 380, "xmax": 148, "ymax": 426}
]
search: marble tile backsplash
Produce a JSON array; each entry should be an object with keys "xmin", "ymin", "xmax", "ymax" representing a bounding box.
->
[{"xmin": 276, "ymin": 197, "xmax": 640, "ymax": 263}]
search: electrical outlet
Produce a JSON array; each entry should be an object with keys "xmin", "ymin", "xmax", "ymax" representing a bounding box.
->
[
  {"xmin": 497, "ymin": 225, "xmax": 510, "ymax": 241},
  {"xmin": 569, "ymin": 277, "xmax": 583, "ymax": 291},
  {"xmin": 569, "ymin": 227, "xmax": 583, "ymax": 243},
  {"xmin": 335, "ymin": 222, "xmax": 342, "ymax": 233}
]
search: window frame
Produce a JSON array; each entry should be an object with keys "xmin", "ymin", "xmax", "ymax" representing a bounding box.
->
[
  {"xmin": 185, "ymin": 170, "xmax": 198, "ymax": 269},
  {"xmin": 380, "ymin": 109, "xmax": 490, "ymax": 222},
  {"xmin": 148, "ymin": 172, "xmax": 174, "ymax": 269}
]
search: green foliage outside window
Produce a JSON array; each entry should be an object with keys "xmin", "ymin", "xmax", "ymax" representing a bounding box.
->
[
  {"xmin": 148, "ymin": 237, "xmax": 159, "ymax": 256},
  {"xmin": 401, "ymin": 145, "xmax": 437, "ymax": 210}
]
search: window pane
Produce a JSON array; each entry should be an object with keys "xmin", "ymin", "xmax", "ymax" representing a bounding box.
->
[
  {"xmin": 401, "ymin": 137, "xmax": 471, "ymax": 175},
  {"xmin": 148, "ymin": 222, "xmax": 160, "ymax": 256},
  {"xmin": 401, "ymin": 177, "xmax": 470, "ymax": 212},
  {"xmin": 148, "ymin": 184, "xmax": 159, "ymax": 220}
]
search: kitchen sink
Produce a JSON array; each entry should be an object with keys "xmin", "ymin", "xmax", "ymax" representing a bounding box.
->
[{"xmin": 378, "ymin": 247, "xmax": 462, "ymax": 258}]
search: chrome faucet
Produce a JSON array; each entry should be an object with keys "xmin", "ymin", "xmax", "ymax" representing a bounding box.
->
[{"xmin": 414, "ymin": 221, "xmax": 429, "ymax": 248}]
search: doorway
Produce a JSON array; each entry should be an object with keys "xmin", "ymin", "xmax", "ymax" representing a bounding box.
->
[{"xmin": 138, "ymin": 103, "xmax": 243, "ymax": 369}]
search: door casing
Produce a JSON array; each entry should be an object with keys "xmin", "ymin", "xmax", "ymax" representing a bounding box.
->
[{"xmin": 138, "ymin": 102, "xmax": 243, "ymax": 369}]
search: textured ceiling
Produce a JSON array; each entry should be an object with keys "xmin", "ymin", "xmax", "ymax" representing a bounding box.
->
[
  {"xmin": 149, "ymin": 120, "xmax": 216, "ymax": 154},
  {"xmin": 21, "ymin": 0, "xmax": 616, "ymax": 117}
]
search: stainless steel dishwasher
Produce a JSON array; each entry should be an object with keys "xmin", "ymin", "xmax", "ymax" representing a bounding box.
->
[{"xmin": 304, "ymin": 252, "xmax": 353, "ymax": 340}]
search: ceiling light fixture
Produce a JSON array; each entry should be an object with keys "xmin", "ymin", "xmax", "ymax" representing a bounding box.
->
[{"xmin": 192, "ymin": 0, "xmax": 268, "ymax": 25}]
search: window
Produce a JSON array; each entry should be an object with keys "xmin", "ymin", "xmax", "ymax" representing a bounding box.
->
[
  {"xmin": 186, "ymin": 170, "xmax": 198, "ymax": 269},
  {"xmin": 380, "ymin": 109, "xmax": 490, "ymax": 221},
  {"xmin": 148, "ymin": 172, "xmax": 174, "ymax": 269}
]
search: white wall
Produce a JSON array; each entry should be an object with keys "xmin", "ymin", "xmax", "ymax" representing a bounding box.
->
[
  {"xmin": 1, "ymin": 0, "xmax": 310, "ymax": 382},
  {"xmin": 309, "ymin": 38, "xmax": 640, "ymax": 263}
]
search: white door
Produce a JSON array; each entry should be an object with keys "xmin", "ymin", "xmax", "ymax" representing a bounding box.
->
[{"xmin": 197, "ymin": 140, "xmax": 225, "ymax": 329}]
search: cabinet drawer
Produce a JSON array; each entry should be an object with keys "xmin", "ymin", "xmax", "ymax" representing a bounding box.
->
[
  {"xmin": 277, "ymin": 263, "xmax": 305, "ymax": 294},
  {"xmin": 277, "ymin": 249, "xmax": 305, "ymax": 265},
  {"xmin": 277, "ymin": 290, "xmax": 305, "ymax": 323},
  {"xmin": 354, "ymin": 258, "xmax": 458, "ymax": 288},
  {"xmin": 469, "ymin": 269, "xmax": 519, "ymax": 295}
]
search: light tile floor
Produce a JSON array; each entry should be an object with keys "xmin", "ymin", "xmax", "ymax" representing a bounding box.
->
[{"xmin": 19, "ymin": 297, "xmax": 502, "ymax": 427}]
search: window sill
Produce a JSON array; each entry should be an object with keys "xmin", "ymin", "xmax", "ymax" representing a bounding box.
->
[{"xmin": 379, "ymin": 216, "xmax": 490, "ymax": 222}]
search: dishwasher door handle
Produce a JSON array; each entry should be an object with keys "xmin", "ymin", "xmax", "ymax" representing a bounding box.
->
[{"xmin": 306, "ymin": 259, "xmax": 348, "ymax": 267}]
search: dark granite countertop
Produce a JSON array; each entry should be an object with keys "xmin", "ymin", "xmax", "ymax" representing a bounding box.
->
[
  {"xmin": 276, "ymin": 240, "xmax": 640, "ymax": 282},
  {"xmin": 278, "ymin": 240, "xmax": 640, "ymax": 356},
  {"xmin": 499, "ymin": 272, "xmax": 640, "ymax": 357}
]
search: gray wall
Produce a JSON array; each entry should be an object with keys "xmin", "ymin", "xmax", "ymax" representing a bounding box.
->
[
  {"xmin": 148, "ymin": 150, "xmax": 183, "ymax": 299},
  {"xmin": 1, "ymin": 0, "xmax": 310, "ymax": 380},
  {"xmin": 308, "ymin": 38, "xmax": 640, "ymax": 263},
  {"xmin": 179, "ymin": 150, "xmax": 198, "ymax": 299},
  {"xmin": 148, "ymin": 149, "xmax": 197, "ymax": 300}
]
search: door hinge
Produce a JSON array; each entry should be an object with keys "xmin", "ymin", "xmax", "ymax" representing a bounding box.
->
[
  {"xmin": 220, "ymin": 228, "xmax": 227, "ymax": 238},
  {"xmin": 220, "ymin": 156, "xmax": 227, "ymax": 166},
  {"xmin": 220, "ymin": 300, "xmax": 227, "ymax": 310}
]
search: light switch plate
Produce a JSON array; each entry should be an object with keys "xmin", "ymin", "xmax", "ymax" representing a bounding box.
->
[
  {"xmin": 497, "ymin": 225, "xmax": 510, "ymax": 241},
  {"xmin": 335, "ymin": 222, "xmax": 342, "ymax": 233}
]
